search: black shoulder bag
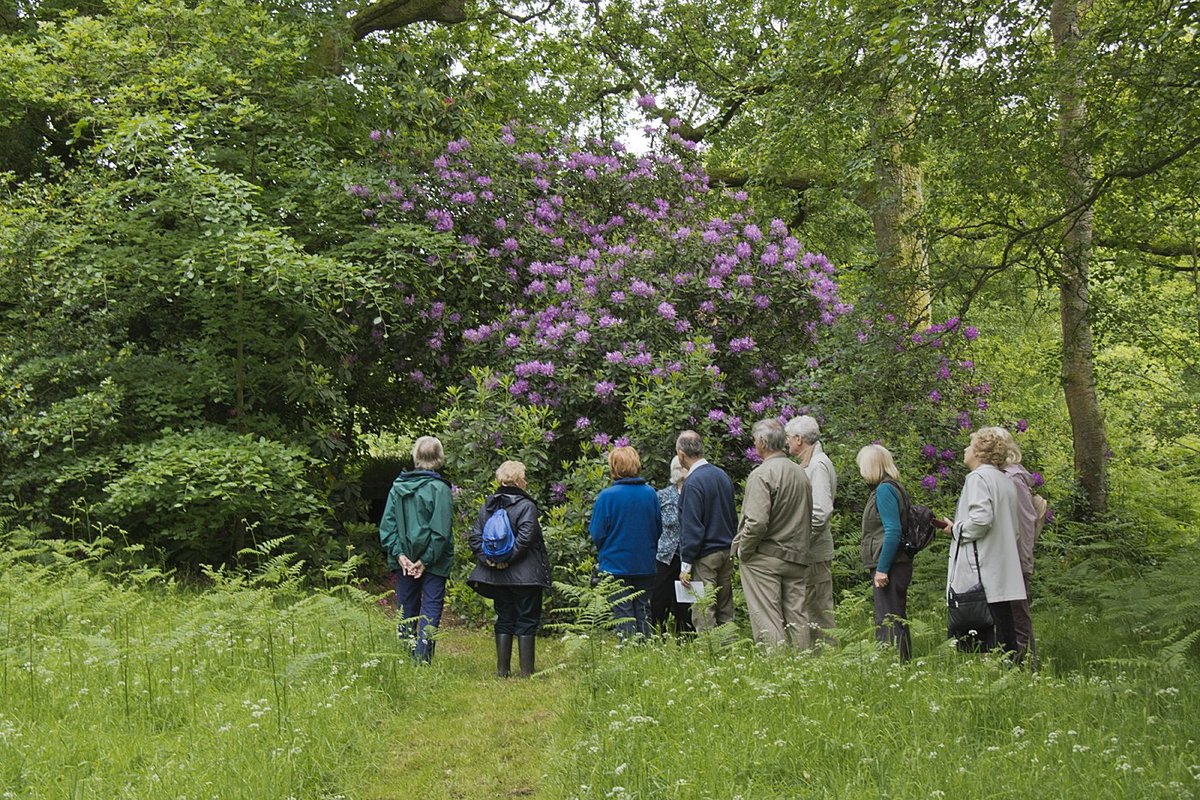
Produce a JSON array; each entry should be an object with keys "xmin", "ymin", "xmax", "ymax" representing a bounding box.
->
[{"xmin": 946, "ymin": 535, "xmax": 994, "ymax": 642}]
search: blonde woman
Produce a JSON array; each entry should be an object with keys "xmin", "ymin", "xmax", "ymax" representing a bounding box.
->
[
  {"xmin": 938, "ymin": 427, "xmax": 1026, "ymax": 655},
  {"xmin": 650, "ymin": 456, "xmax": 693, "ymax": 634},
  {"xmin": 856, "ymin": 444, "xmax": 914, "ymax": 660},
  {"xmin": 468, "ymin": 461, "xmax": 550, "ymax": 677}
]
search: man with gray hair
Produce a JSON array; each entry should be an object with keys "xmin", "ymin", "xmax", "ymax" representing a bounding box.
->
[
  {"xmin": 786, "ymin": 414, "xmax": 838, "ymax": 649},
  {"xmin": 675, "ymin": 430, "xmax": 737, "ymax": 631},
  {"xmin": 735, "ymin": 418, "xmax": 813, "ymax": 648},
  {"xmin": 378, "ymin": 435, "xmax": 454, "ymax": 664}
]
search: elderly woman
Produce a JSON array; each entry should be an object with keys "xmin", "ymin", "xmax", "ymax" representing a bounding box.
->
[
  {"xmin": 997, "ymin": 428, "xmax": 1042, "ymax": 665},
  {"xmin": 856, "ymin": 444, "xmax": 914, "ymax": 661},
  {"xmin": 468, "ymin": 460, "xmax": 551, "ymax": 678},
  {"xmin": 939, "ymin": 427, "xmax": 1026, "ymax": 655},
  {"xmin": 589, "ymin": 446, "xmax": 662, "ymax": 639},
  {"xmin": 378, "ymin": 436, "xmax": 454, "ymax": 664},
  {"xmin": 650, "ymin": 456, "xmax": 693, "ymax": 634}
]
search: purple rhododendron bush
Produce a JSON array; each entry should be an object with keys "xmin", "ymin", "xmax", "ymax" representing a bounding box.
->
[{"xmin": 351, "ymin": 121, "xmax": 1012, "ymax": 588}]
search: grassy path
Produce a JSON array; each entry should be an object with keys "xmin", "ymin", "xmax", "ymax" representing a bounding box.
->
[{"xmin": 363, "ymin": 628, "xmax": 572, "ymax": 800}]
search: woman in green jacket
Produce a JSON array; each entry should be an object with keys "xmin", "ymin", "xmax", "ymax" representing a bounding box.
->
[{"xmin": 379, "ymin": 436, "xmax": 454, "ymax": 664}]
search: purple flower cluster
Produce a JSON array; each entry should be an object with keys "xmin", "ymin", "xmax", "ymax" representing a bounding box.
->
[
  {"xmin": 729, "ymin": 336, "xmax": 756, "ymax": 353},
  {"xmin": 514, "ymin": 360, "xmax": 555, "ymax": 378},
  {"xmin": 352, "ymin": 119, "xmax": 1002, "ymax": 479}
]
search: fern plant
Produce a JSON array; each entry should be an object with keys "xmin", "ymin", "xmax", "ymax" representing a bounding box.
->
[{"xmin": 546, "ymin": 574, "xmax": 631, "ymax": 696}]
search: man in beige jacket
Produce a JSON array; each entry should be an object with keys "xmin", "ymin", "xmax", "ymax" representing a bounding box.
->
[{"xmin": 734, "ymin": 418, "xmax": 813, "ymax": 649}]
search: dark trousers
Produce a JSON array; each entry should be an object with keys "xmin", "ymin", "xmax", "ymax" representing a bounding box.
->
[
  {"xmin": 650, "ymin": 555, "xmax": 694, "ymax": 635},
  {"xmin": 872, "ymin": 559, "xmax": 913, "ymax": 661},
  {"xmin": 1010, "ymin": 572, "xmax": 1036, "ymax": 666},
  {"xmin": 396, "ymin": 572, "xmax": 447, "ymax": 663},
  {"xmin": 955, "ymin": 600, "xmax": 1019, "ymax": 657},
  {"xmin": 611, "ymin": 575, "xmax": 654, "ymax": 640},
  {"xmin": 493, "ymin": 585, "xmax": 543, "ymax": 636}
]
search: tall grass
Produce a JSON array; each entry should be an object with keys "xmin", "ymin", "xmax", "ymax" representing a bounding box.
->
[
  {"xmin": 0, "ymin": 531, "xmax": 416, "ymax": 799},
  {"xmin": 544, "ymin": 582, "xmax": 1200, "ymax": 799},
  {"xmin": 3, "ymin": 523, "xmax": 1198, "ymax": 799}
]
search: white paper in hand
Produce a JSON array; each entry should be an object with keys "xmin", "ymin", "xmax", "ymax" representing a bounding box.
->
[{"xmin": 675, "ymin": 580, "xmax": 705, "ymax": 603}]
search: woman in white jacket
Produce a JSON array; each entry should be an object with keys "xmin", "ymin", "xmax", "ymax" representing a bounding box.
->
[{"xmin": 940, "ymin": 427, "xmax": 1026, "ymax": 655}]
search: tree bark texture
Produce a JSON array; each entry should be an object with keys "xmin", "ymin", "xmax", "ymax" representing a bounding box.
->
[
  {"xmin": 1052, "ymin": 0, "xmax": 1109, "ymax": 517},
  {"xmin": 866, "ymin": 91, "xmax": 931, "ymax": 326}
]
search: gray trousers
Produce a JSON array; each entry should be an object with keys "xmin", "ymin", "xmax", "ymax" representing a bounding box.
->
[
  {"xmin": 690, "ymin": 549, "xmax": 735, "ymax": 631},
  {"xmin": 797, "ymin": 560, "xmax": 836, "ymax": 650},
  {"xmin": 740, "ymin": 553, "xmax": 808, "ymax": 649}
]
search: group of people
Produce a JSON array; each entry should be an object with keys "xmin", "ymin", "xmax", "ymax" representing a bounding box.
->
[
  {"xmin": 859, "ymin": 426, "xmax": 1044, "ymax": 663},
  {"xmin": 378, "ymin": 436, "xmax": 551, "ymax": 676},
  {"xmin": 587, "ymin": 420, "xmax": 839, "ymax": 650},
  {"xmin": 377, "ymin": 420, "xmax": 1044, "ymax": 677}
]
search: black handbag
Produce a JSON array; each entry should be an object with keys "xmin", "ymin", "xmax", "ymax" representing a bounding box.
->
[{"xmin": 947, "ymin": 539, "xmax": 994, "ymax": 639}]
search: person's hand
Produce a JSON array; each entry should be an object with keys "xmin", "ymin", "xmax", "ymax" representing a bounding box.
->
[
  {"xmin": 410, "ymin": 560, "xmax": 425, "ymax": 579},
  {"xmin": 934, "ymin": 517, "xmax": 953, "ymax": 534},
  {"xmin": 398, "ymin": 555, "xmax": 414, "ymax": 574},
  {"xmin": 679, "ymin": 563, "xmax": 692, "ymax": 589},
  {"xmin": 873, "ymin": 570, "xmax": 889, "ymax": 588}
]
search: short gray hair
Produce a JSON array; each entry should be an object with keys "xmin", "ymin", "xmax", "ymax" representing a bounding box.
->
[
  {"xmin": 751, "ymin": 418, "xmax": 787, "ymax": 453},
  {"xmin": 669, "ymin": 455, "xmax": 687, "ymax": 487},
  {"xmin": 675, "ymin": 430, "xmax": 703, "ymax": 459},
  {"xmin": 785, "ymin": 415, "xmax": 821, "ymax": 444},
  {"xmin": 412, "ymin": 436, "xmax": 445, "ymax": 470}
]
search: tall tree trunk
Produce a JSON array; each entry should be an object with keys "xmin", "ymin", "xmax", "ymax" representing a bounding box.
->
[
  {"xmin": 866, "ymin": 91, "xmax": 932, "ymax": 326},
  {"xmin": 1052, "ymin": 0, "xmax": 1109, "ymax": 516}
]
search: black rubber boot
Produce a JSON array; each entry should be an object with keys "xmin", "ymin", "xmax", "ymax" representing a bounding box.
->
[
  {"xmin": 517, "ymin": 635, "xmax": 536, "ymax": 678},
  {"xmin": 496, "ymin": 633, "xmax": 514, "ymax": 678}
]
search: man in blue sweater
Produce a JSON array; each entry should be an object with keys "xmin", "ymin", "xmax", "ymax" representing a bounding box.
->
[{"xmin": 676, "ymin": 430, "xmax": 737, "ymax": 631}]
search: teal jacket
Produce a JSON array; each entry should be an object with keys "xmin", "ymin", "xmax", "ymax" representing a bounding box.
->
[{"xmin": 378, "ymin": 470, "xmax": 454, "ymax": 577}]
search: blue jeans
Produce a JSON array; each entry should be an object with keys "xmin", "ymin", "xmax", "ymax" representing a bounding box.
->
[
  {"xmin": 396, "ymin": 572, "xmax": 447, "ymax": 663},
  {"xmin": 611, "ymin": 575, "xmax": 654, "ymax": 640}
]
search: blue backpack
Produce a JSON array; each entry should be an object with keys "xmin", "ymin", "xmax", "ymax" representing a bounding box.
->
[{"xmin": 482, "ymin": 506, "xmax": 515, "ymax": 560}]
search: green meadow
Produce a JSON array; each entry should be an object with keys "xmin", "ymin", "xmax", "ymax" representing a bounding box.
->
[{"xmin": 2, "ymin": 535, "xmax": 1196, "ymax": 799}]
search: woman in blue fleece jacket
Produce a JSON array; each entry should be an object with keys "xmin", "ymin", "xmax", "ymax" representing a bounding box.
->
[
  {"xmin": 856, "ymin": 444, "xmax": 914, "ymax": 661},
  {"xmin": 589, "ymin": 446, "xmax": 662, "ymax": 639}
]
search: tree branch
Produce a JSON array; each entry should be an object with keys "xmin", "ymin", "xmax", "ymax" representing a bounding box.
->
[
  {"xmin": 487, "ymin": 1, "xmax": 558, "ymax": 23},
  {"xmin": 350, "ymin": 0, "xmax": 468, "ymax": 42},
  {"xmin": 1096, "ymin": 237, "xmax": 1198, "ymax": 259},
  {"xmin": 706, "ymin": 167, "xmax": 820, "ymax": 192},
  {"xmin": 939, "ymin": 135, "xmax": 1200, "ymax": 302}
]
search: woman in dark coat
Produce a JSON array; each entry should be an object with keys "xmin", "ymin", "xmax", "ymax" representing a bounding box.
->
[{"xmin": 468, "ymin": 460, "xmax": 551, "ymax": 677}]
